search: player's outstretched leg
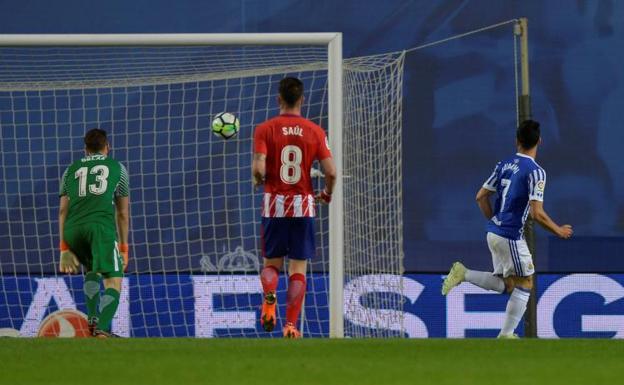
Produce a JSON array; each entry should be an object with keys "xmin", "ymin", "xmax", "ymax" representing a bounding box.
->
[
  {"xmin": 442, "ymin": 262, "xmax": 506, "ymax": 295},
  {"xmin": 283, "ymin": 272, "xmax": 305, "ymax": 339},
  {"xmin": 464, "ymin": 269, "xmax": 505, "ymax": 293},
  {"xmin": 84, "ymin": 272, "xmax": 101, "ymax": 336},
  {"xmin": 260, "ymin": 263, "xmax": 280, "ymax": 332},
  {"xmin": 94, "ymin": 277, "xmax": 121, "ymax": 338}
]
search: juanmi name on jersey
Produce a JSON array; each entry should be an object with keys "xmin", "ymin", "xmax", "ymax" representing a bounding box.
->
[{"xmin": 501, "ymin": 162, "xmax": 520, "ymax": 174}]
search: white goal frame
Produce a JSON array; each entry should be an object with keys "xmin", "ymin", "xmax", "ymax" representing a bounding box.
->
[{"xmin": 0, "ymin": 33, "xmax": 345, "ymax": 338}]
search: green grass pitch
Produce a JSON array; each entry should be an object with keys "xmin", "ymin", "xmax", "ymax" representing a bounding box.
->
[{"xmin": 0, "ymin": 339, "xmax": 622, "ymax": 385}]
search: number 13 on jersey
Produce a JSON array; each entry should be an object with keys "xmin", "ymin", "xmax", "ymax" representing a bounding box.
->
[{"xmin": 75, "ymin": 165, "xmax": 109, "ymax": 196}]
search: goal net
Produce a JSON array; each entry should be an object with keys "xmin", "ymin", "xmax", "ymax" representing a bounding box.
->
[{"xmin": 0, "ymin": 35, "xmax": 405, "ymax": 338}]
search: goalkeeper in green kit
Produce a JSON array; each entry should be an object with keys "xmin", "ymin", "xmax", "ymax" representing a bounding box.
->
[{"xmin": 58, "ymin": 128, "xmax": 130, "ymax": 338}]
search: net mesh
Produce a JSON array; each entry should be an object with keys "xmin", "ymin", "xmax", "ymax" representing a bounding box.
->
[{"xmin": 0, "ymin": 44, "xmax": 404, "ymax": 337}]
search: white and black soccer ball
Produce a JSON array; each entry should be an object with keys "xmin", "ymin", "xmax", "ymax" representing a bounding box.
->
[{"xmin": 211, "ymin": 112, "xmax": 240, "ymax": 140}]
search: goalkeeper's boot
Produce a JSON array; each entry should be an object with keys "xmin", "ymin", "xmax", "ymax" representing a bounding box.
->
[
  {"xmin": 497, "ymin": 333, "xmax": 520, "ymax": 339},
  {"xmin": 282, "ymin": 322, "xmax": 301, "ymax": 339},
  {"xmin": 94, "ymin": 329, "xmax": 121, "ymax": 339},
  {"xmin": 88, "ymin": 317, "xmax": 98, "ymax": 337},
  {"xmin": 261, "ymin": 291, "xmax": 277, "ymax": 332},
  {"xmin": 441, "ymin": 262, "xmax": 467, "ymax": 295}
]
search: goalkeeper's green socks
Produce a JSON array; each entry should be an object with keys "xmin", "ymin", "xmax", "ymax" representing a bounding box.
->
[
  {"xmin": 97, "ymin": 288, "xmax": 120, "ymax": 332},
  {"xmin": 84, "ymin": 272, "xmax": 101, "ymax": 320}
]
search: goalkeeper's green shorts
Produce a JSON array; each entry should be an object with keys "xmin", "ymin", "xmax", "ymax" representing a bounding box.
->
[{"xmin": 63, "ymin": 223, "xmax": 123, "ymax": 278}]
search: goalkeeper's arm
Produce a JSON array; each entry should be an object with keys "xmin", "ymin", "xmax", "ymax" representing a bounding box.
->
[
  {"xmin": 58, "ymin": 195, "xmax": 79, "ymax": 274},
  {"xmin": 115, "ymin": 196, "xmax": 130, "ymax": 271}
]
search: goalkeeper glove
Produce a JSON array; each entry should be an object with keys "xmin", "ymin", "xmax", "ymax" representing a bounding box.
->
[
  {"xmin": 118, "ymin": 243, "xmax": 129, "ymax": 272},
  {"xmin": 316, "ymin": 189, "xmax": 332, "ymax": 205},
  {"xmin": 59, "ymin": 240, "xmax": 80, "ymax": 274}
]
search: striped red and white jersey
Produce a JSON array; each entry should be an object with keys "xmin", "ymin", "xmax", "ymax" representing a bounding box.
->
[
  {"xmin": 262, "ymin": 192, "xmax": 316, "ymax": 217},
  {"xmin": 254, "ymin": 114, "xmax": 332, "ymax": 218}
]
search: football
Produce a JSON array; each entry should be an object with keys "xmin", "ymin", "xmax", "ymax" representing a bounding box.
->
[
  {"xmin": 37, "ymin": 309, "xmax": 91, "ymax": 338},
  {"xmin": 211, "ymin": 112, "xmax": 240, "ymax": 139}
]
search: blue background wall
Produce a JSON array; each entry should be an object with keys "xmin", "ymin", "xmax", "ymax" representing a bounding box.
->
[{"xmin": 1, "ymin": 0, "xmax": 623, "ymax": 273}]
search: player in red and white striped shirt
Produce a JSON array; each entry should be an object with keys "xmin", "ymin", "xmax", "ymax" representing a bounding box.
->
[{"xmin": 252, "ymin": 77, "xmax": 336, "ymax": 338}]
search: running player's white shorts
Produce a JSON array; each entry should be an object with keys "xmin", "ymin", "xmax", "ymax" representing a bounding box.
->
[{"xmin": 487, "ymin": 232, "xmax": 535, "ymax": 277}]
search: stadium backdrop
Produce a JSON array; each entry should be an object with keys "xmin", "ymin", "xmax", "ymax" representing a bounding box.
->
[{"xmin": 0, "ymin": 0, "xmax": 623, "ymax": 337}]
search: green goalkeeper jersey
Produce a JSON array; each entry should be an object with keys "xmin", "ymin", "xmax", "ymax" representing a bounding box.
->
[{"xmin": 60, "ymin": 154, "xmax": 129, "ymax": 230}]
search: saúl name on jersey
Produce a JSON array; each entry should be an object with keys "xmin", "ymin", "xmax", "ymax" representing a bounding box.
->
[{"xmin": 282, "ymin": 126, "xmax": 304, "ymax": 137}]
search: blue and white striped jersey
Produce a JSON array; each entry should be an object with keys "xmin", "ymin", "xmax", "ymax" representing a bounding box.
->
[{"xmin": 483, "ymin": 153, "xmax": 546, "ymax": 240}]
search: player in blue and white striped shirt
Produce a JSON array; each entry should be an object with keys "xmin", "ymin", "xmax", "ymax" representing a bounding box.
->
[{"xmin": 442, "ymin": 120, "xmax": 573, "ymax": 338}]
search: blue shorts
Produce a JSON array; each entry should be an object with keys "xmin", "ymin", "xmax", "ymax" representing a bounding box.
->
[{"xmin": 261, "ymin": 217, "xmax": 316, "ymax": 260}]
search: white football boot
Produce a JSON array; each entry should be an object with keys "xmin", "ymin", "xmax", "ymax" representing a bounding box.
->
[{"xmin": 441, "ymin": 262, "xmax": 467, "ymax": 295}]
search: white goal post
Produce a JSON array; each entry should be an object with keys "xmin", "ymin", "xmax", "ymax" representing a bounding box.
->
[{"xmin": 0, "ymin": 33, "xmax": 404, "ymax": 338}]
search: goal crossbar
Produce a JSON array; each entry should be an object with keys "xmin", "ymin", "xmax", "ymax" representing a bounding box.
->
[{"xmin": 0, "ymin": 33, "xmax": 341, "ymax": 46}]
